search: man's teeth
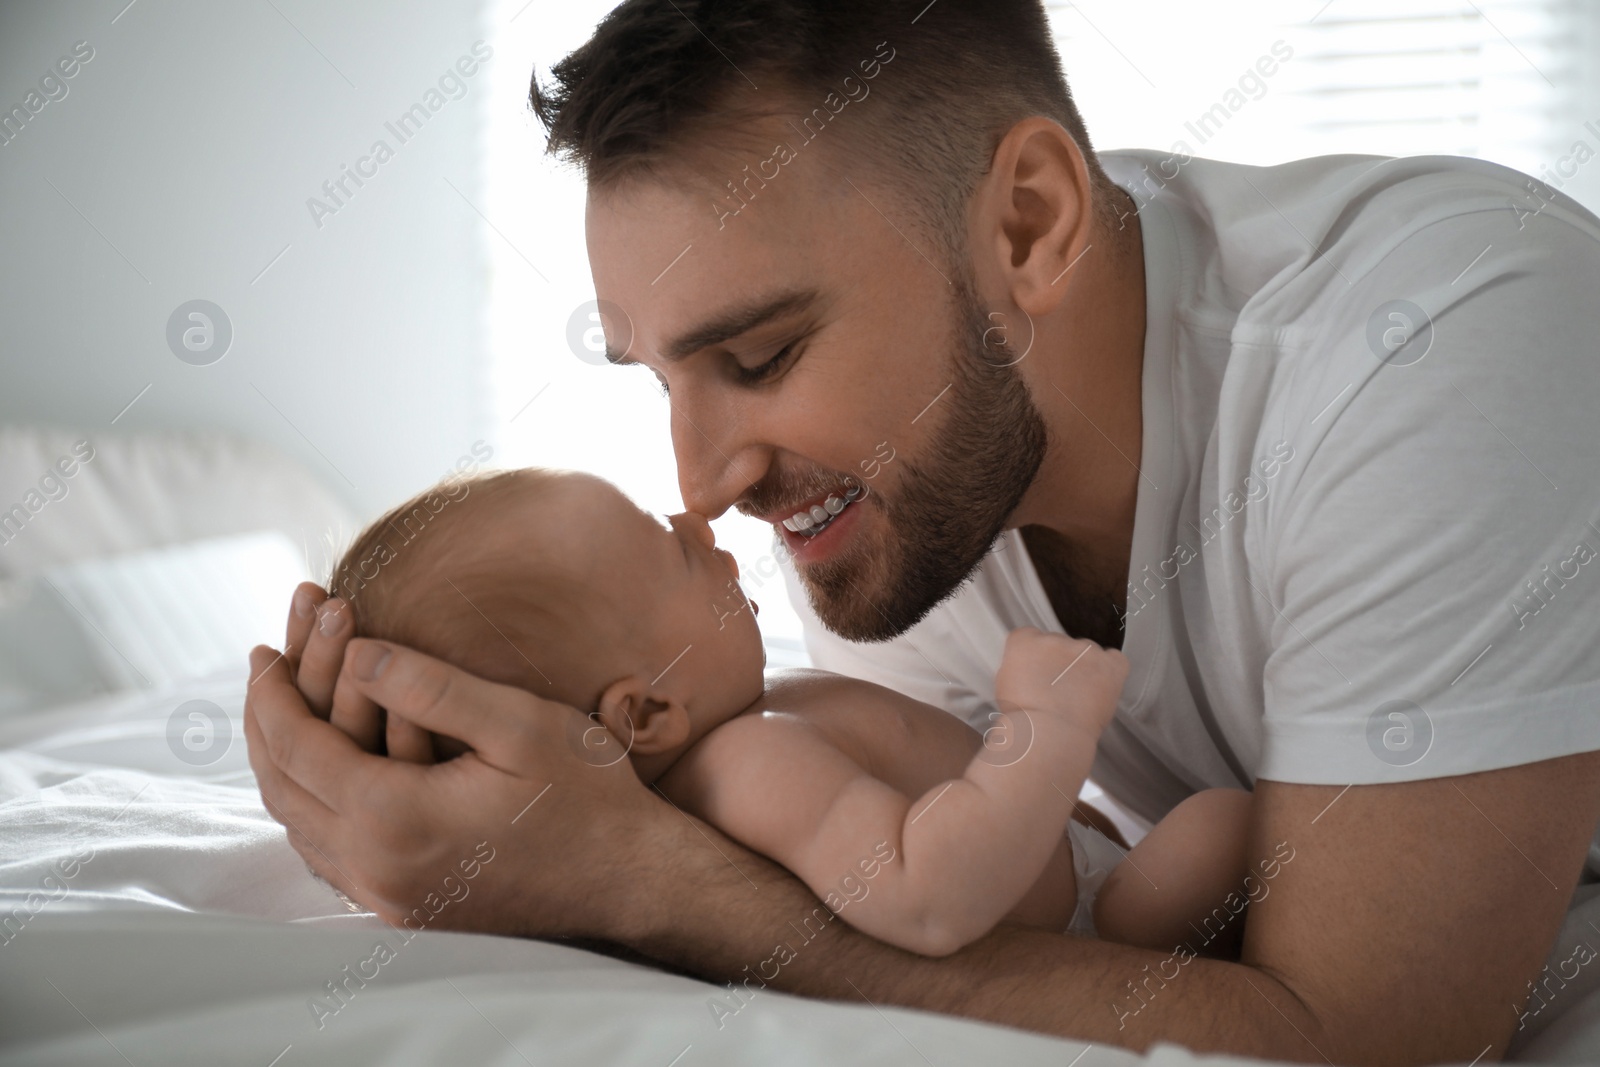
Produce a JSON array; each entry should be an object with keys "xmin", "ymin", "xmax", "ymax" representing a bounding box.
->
[{"xmin": 780, "ymin": 486, "xmax": 862, "ymax": 535}]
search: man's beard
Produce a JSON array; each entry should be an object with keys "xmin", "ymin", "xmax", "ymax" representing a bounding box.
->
[{"xmin": 789, "ymin": 275, "xmax": 1050, "ymax": 642}]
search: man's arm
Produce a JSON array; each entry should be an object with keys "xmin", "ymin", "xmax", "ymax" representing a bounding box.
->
[
  {"xmin": 637, "ymin": 754, "xmax": 1599, "ymax": 1064},
  {"xmin": 248, "ymin": 605, "xmax": 1600, "ymax": 1063}
]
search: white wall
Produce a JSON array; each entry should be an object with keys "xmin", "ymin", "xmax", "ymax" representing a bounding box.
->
[{"xmin": 0, "ymin": 0, "xmax": 494, "ymax": 518}]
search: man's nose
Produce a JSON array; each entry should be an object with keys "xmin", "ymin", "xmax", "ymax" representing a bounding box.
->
[{"xmin": 670, "ymin": 400, "xmax": 768, "ymax": 518}]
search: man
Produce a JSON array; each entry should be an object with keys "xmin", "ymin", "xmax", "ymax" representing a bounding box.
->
[{"xmin": 246, "ymin": 1, "xmax": 1600, "ymax": 1061}]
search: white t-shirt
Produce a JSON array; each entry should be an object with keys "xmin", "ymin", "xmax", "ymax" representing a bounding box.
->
[{"xmin": 782, "ymin": 149, "xmax": 1600, "ymax": 834}]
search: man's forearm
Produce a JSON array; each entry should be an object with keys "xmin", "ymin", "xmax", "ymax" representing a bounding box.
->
[{"xmin": 623, "ymin": 805, "xmax": 1332, "ymax": 1061}]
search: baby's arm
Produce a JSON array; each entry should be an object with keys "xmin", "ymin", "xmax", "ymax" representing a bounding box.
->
[
  {"xmin": 851, "ymin": 628, "xmax": 1128, "ymax": 953},
  {"xmin": 676, "ymin": 630, "xmax": 1127, "ymax": 957}
]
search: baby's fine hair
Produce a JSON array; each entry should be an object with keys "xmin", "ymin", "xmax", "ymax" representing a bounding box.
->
[{"xmin": 325, "ymin": 468, "xmax": 570, "ymax": 693}]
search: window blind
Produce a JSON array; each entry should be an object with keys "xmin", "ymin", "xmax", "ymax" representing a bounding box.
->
[{"xmin": 1044, "ymin": 0, "xmax": 1600, "ymax": 210}]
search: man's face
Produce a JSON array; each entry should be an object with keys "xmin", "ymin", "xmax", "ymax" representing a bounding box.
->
[{"xmin": 586, "ymin": 129, "xmax": 1047, "ymax": 640}]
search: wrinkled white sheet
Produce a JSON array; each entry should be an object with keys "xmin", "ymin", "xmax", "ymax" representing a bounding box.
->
[
  {"xmin": 1, "ymin": 678, "xmax": 1597, "ymax": 1065},
  {"xmin": 0, "ymin": 676, "xmax": 349, "ymax": 925}
]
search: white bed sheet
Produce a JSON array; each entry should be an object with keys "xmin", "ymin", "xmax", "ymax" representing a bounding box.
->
[{"xmin": 1, "ymin": 679, "xmax": 1596, "ymax": 1066}]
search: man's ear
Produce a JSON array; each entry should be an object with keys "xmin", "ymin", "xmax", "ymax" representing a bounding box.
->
[
  {"xmin": 972, "ymin": 116, "xmax": 1098, "ymax": 319},
  {"xmin": 596, "ymin": 675, "xmax": 692, "ymax": 756}
]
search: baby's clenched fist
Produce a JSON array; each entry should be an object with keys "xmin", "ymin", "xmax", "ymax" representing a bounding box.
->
[{"xmin": 993, "ymin": 627, "xmax": 1129, "ymax": 735}]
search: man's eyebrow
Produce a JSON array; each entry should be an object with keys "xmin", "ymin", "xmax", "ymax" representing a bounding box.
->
[{"xmin": 607, "ymin": 288, "xmax": 819, "ymax": 366}]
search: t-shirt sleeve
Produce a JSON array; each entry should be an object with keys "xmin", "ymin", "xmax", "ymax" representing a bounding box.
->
[{"xmin": 1257, "ymin": 204, "xmax": 1600, "ymax": 785}]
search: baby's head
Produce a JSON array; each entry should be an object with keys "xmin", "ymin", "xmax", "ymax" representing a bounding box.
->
[{"xmin": 330, "ymin": 468, "xmax": 765, "ymax": 779}]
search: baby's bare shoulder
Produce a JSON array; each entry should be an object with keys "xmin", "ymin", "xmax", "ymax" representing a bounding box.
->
[
  {"xmin": 752, "ymin": 668, "xmax": 980, "ymax": 790},
  {"xmin": 759, "ymin": 667, "xmax": 931, "ymax": 714},
  {"xmin": 663, "ymin": 669, "xmax": 982, "ymax": 842},
  {"xmin": 684, "ymin": 670, "xmax": 867, "ymax": 767},
  {"xmin": 660, "ymin": 674, "xmax": 875, "ymax": 846},
  {"xmin": 680, "ymin": 668, "xmax": 933, "ymax": 776}
]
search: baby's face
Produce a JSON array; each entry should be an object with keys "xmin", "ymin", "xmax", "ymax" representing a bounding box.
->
[{"xmin": 537, "ymin": 472, "xmax": 766, "ymax": 724}]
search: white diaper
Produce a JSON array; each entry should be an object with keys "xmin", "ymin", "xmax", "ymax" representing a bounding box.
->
[{"xmin": 1064, "ymin": 820, "xmax": 1128, "ymax": 938}]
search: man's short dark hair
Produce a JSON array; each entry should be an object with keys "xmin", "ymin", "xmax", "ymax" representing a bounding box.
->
[{"xmin": 531, "ymin": 0, "xmax": 1119, "ymax": 257}]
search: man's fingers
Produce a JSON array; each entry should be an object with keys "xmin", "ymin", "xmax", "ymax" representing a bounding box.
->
[
  {"xmin": 246, "ymin": 685, "xmax": 367, "ymax": 899},
  {"xmin": 283, "ymin": 824, "xmax": 356, "ymax": 896},
  {"xmin": 386, "ymin": 713, "xmax": 438, "ymax": 765},
  {"xmin": 247, "ymin": 642, "xmax": 395, "ymax": 813},
  {"xmin": 248, "ymin": 644, "xmax": 292, "ymax": 691},
  {"xmin": 329, "ymin": 672, "xmax": 384, "ymax": 753},
  {"xmin": 245, "ymin": 673, "xmax": 338, "ymax": 826},
  {"xmin": 339, "ymin": 638, "xmax": 576, "ymax": 770},
  {"xmin": 284, "ymin": 582, "xmax": 329, "ymax": 678},
  {"xmin": 298, "ymin": 597, "xmax": 354, "ymax": 717},
  {"xmin": 275, "ymin": 812, "xmax": 369, "ymax": 905}
]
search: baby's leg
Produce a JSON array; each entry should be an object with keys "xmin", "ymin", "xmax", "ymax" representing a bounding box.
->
[{"xmin": 1093, "ymin": 788, "xmax": 1253, "ymax": 957}]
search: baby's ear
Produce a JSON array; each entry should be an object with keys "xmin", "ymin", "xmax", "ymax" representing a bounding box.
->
[{"xmin": 596, "ymin": 676, "xmax": 691, "ymax": 756}]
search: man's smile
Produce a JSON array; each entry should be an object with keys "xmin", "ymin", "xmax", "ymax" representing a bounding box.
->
[
  {"xmin": 780, "ymin": 482, "xmax": 864, "ymax": 536},
  {"xmin": 765, "ymin": 484, "xmax": 870, "ymax": 565}
]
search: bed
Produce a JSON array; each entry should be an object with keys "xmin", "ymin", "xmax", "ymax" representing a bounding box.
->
[{"xmin": 2, "ymin": 427, "xmax": 1597, "ymax": 1066}]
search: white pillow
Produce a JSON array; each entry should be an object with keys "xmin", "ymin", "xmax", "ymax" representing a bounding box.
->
[
  {"xmin": 0, "ymin": 531, "xmax": 308, "ymax": 711},
  {"xmin": 0, "ymin": 577, "xmax": 110, "ymax": 714},
  {"xmin": 0, "ymin": 426, "xmax": 355, "ymax": 581}
]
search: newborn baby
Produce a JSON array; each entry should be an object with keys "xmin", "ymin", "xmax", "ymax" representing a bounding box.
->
[{"xmin": 330, "ymin": 468, "xmax": 1253, "ymax": 956}]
